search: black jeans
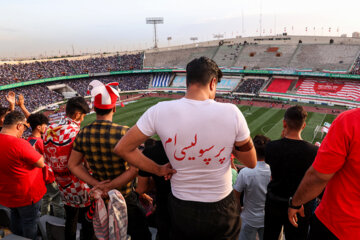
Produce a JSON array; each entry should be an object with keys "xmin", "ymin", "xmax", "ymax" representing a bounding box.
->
[
  {"xmin": 125, "ymin": 191, "xmax": 152, "ymax": 240},
  {"xmin": 64, "ymin": 205, "xmax": 95, "ymax": 240},
  {"xmin": 264, "ymin": 194, "xmax": 313, "ymax": 240},
  {"xmin": 168, "ymin": 191, "xmax": 241, "ymax": 240},
  {"xmin": 308, "ymin": 214, "xmax": 338, "ymax": 240},
  {"xmin": 155, "ymin": 194, "xmax": 171, "ymax": 240}
]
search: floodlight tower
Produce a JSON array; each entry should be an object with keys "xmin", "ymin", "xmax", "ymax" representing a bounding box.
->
[
  {"xmin": 190, "ymin": 37, "xmax": 198, "ymax": 43},
  {"xmin": 213, "ymin": 34, "xmax": 224, "ymax": 40},
  {"xmin": 146, "ymin": 17, "xmax": 164, "ymax": 49},
  {"xmin": 167, "ymin": 36, "xmax": 172, "ymax": 46}
]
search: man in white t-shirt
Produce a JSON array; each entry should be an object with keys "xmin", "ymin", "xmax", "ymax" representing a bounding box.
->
[{"xmin": 114, "ymin": 57, "xmax": 257, "ymax": 240}]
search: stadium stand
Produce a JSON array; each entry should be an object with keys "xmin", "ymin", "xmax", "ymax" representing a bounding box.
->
[
  {"xmin": 0, "ymin": 74, "xmax": 151, "ymax": 112},
  {"xmin": 235, "ymin": 78, "xmax": 266, "ymax": 94},
  {"xmin": 169, "ymin": 75, "xmax": 187, "ymax": 88},
  {"xmin": 0, "ymin": 84, "xmax": 63, "ymax": 112},
  {"xmin": 143, "ymin": 43, "xmax": 360, "ymax": 73},
  {"xmin": 266, "ymin": 77, "xmax": 295, "ymax": 93},
  {"xmin": 289, "ymin": 44, "xmax": 360, "ymax": 71},
  {"xmin": 144, "ymin": 46, "xmax": 218, "ymax": 68},
  {"xmin": 217, "ymin": 77, "xmax": 242, "ymax": 91},
  {"xmin": 350, "ymin": 54, "xmax": 360, "ymax": 74},
  {"xmin": 151, "ymin": 73, "xmax": 173, "ymax": 88},
  {"xmin": 233, "ymin": 45, "xmax": 298, "ymax": 69},
  {"xmin": 212, "ymin": 44, "xmax": 243, "ymax": 67},
  {"xmin": 0, "ymin": 53, "xmax": 144, "ymax": 85},
  {"xmin": 295, "ymin": 78, "xmax": 360, "ymax": 101}
]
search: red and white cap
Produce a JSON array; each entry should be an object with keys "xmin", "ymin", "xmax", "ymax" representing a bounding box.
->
[{"xmin": 88, "ymin": 80, "xmax": 120, "ymax": 109}]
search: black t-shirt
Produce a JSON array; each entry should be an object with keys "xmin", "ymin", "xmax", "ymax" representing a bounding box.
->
[
  {"xmin": 265, "ymin": 138, "xmax": 318, "ymax": 199},
  {"xmin": 139, "ymin": 141, "xmax": 171, "ymax": 201}
]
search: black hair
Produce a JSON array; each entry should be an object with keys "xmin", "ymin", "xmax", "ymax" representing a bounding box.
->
[
  {"xmin": 284, "ymin": 105, "xmax": 308, "ymax": 131},
  {"xmin": 186, "ymin": 57, "xmax": 223, "ymax": 87},
  {"xmin": 94, "ymin": 107, "xmax": 113, "ymax": 116},
  {"xmin": 3, "ymin": 111, "xmax": 25, "ymax": 126},
  {"xmin": 0, "ymin": 107, "xmax": 9, "ymax": 118},
  {"xmin": 253, "ymin": 135, "xmax": 271, "ymax": 160},
  {"xmin": 66, "ymin": 97, "xmax": 90, "ymax": 117},
  {"xmin": 27, "ymin": 113, "xmax": 49, "ymax": 130}
]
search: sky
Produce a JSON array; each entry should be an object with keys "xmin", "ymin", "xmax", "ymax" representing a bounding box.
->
[{"xmin": 0, "ymin": 0, "xmax": 359, "ymax": 58}]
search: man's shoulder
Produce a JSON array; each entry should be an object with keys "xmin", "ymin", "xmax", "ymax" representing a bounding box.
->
[
  {"xmin": 47, "ymin": 121, "xmax": 78, "ymax": 132},
  {"xmin": 154, "ymin": 99, "xmax": 181, "ymax": 108},
  {"xmin": 88, "ymin": 121, "xmax": 129, "ymax": 134},
  {"xmin": 241, "ymin": 163, "xmax": 270, "ymax": 175},
  {"xmin": 213, "ymin": 101, "xmax": 239, "ymax": 111},
  {"xmin": 266, "ymin": 139, "xmax": 282, "ymax": 148},
  {"xmin": 18, "ymin": 137, "xmax": 32, "ymax": 145}
]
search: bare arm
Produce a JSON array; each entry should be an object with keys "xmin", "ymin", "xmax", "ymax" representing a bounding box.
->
[
  {"xmin": 69, "ymin": 149, "xmax": 139, "ymax": 194},
  {"xmin": 113, "ymin": 125, "xmax": 176, "ymax": 177},
  {"xmin": 104, "ymin": 165, "xmax": 138, "ymax": 190},
  {"xmin": 68, "ymin": 150, "xmax": 99, "ymax": 187},
  {"xmin": 34, "ymin": 156, "xmax": 45, "ymax": 168},
  {"xmin": 288, "ymin": 166, "xmax": 334, "ymax": 227},
  {"xmin": 234, "ymin": 189, "xmax": 241, "ymax": 206},
  {"xmin": 292, "ymin": 166, "xmax": 334, "ymax": 206},
  {"xmin": 232, "ymin": 137, "xmax": 257, "ymax": 168}
]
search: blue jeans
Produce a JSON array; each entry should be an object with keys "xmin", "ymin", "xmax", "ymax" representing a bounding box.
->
[
  {"xmin": 239, "ymin": 221, "xmax": 264, "ymax": 240},
  {"xmin": 10, "ymin": 200, "xmax": 41, "ymax": 240}
]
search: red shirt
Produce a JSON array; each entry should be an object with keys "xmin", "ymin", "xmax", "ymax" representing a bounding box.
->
[
  {"xmin": 313, "ymin": 108, "xmax": 360, "ymax": 239},
  {"xmin": 27, "ymin": 136, "xmax": 45, "ymax": 155},
  {"xmin": 0, "ymin": 134, "xmax": 46, "ymax": 208},
  {"xmin": 27, "ymin": 136, "xmax": 55, "ymax": 183}
]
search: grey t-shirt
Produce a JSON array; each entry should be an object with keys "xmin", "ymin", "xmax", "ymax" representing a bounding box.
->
[{"xmin": 234, "ymin": 161, "xmax": 271, "ymax": 228}]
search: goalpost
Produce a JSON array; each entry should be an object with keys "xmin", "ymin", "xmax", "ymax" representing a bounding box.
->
[{"xmin": 313, "ymin": 125, "xmax": 325, "ymax": 141}]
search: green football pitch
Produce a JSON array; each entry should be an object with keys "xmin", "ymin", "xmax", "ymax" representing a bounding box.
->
[{"xmin": 82, "ymin": 97, "xmax": 337, "ymax": 143}]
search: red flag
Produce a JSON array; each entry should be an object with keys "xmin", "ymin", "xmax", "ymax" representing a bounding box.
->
[{"xmin": 120, "ymin": 102, "xmax": 125, "ymax": 108}]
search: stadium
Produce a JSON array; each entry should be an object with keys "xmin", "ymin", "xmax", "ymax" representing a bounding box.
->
[
  {"xmin": 1, "ymin": 35, "xmax": 358, "ymax": 144},
  {"xmin": 0, "ymin": 2, "xmax": 360, "ymax": 237}
]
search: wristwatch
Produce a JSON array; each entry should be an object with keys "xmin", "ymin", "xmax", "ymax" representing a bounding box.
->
[{"xmin": 288, "ymin": 197, "xmax": 302, "ymax": 209}]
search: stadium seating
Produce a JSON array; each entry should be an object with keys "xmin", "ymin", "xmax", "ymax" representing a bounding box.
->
[
  {"xmin": 233, "ymin": 45, "xmax": 298, "ymax": 69},
  {"xmin": 266, "ymin": 78, "xmax": 295, "ymax": 93},
  {"xmin": 289, "ymin": 44, "xmax": 360, "ymax": 71},
  {"xmin": 143, "ymin": 46, "xmax": 218, "ymax": 68},
  {"xmin": 350, "ymin": 54, "xmax": 360, "ymax": 74},
  {"xmin": 212, "ymin": 44, "xmax": 243, "ymax": 67},
  {"xmin": 151, "ymin": 73, "xmax": 173, "ymax": 88},
  {"xmin": 295, "ymin": 78, "xmax": 360, "ymax": 101}
]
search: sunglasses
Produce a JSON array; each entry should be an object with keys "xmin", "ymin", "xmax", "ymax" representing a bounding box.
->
[{"xmin": 18, "ymin": 122, "xmax": 29, "ymax": 130}]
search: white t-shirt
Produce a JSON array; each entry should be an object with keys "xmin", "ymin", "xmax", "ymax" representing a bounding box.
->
[{"xmin": 137, "ymin": 98, "xmax": 250, "ymax": 202}]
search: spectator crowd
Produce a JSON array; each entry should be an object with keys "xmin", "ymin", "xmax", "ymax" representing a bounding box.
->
[
  {"xmin": 0, "ymin": 56, "xmax": 359, "ymax": 240},
  {"xmin": 236, "ymin": 78, "xmax": 266, "ymax": 94},
  {"xmin": 0, "ymin": 53, "xmax": 144, "ymax": 85},
  {"xmin": 350, "ymin": 55, "xmax": 360, "ymax": 75},
  {"xmin": 0, "ymin": 74, "xmax": 151, "ymax": 112}
]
